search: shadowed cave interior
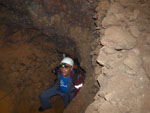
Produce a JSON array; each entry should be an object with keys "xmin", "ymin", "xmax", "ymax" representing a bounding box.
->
[{"xmin": 0, "ymin": 0, "xmax": 99, "ymax": 113}]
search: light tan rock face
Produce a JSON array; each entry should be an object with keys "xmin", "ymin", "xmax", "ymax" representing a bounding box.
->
[
  {"xmin": 86, "ymin": 0, "xmax": 150, "ymax": 113},
  {"xmin": 101, "ymin": 26, "xmax": 137, "ymax": 49}
]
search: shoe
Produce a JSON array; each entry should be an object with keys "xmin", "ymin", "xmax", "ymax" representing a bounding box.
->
[
  {"xmin": 38, "ymin": 106, "xmax": 46, "ymax": 112},
  {"xmin": 38, "ymin": 106, "xmax": 52, "ymax": 112}
]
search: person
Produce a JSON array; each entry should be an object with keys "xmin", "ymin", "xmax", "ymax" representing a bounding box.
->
[{"xmin": 38, "ymin": 57, "xmax": 83, "ymax": 112}]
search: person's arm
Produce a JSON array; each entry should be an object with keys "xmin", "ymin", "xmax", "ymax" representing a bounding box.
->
[
  {"xmin": 74, "ymin": 74, "xmax": 83, "ymax": 89},
  {"xmin": 52, "ymin": 66, "xmax": 61, "ymax": 82}
]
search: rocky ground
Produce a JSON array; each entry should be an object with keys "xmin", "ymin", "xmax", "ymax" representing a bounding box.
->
[{"xmin": 86, "ymin": 0, "xmax": 150, "ymax": 113}]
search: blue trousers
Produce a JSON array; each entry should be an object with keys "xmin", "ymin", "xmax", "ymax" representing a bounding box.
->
[{"xmin": 39, "ymin": 83, "xmax": 74, "ymax": 109}]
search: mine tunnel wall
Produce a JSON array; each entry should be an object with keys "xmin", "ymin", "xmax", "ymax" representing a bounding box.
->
[
  {"xmin": 1, "ymin": 0, "xmax": 150, "ymax": 113},
  {"xmin": 0, "ymin": 0, "xmax": 99, "ymax": 113},
  {"xmin": 85, "ymin": 0, "xmax": 150, "ymax": 113}
]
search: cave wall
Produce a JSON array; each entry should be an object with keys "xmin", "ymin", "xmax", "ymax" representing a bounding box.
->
[
  {"xmin": 0, "ymin": 0, "xmax": 99, "ymax": 113},
  {"xmin": 26, "ymin": 0, "xmax": 96, "ymax": 69},
  {"xmin": 86, "ymin": 0, "xmax": 150, "ymax": 113},
  {"xmin": 0, "ymin": 0, "xmax": 97, "ymax": 71},
  {"xmin": 2, "ymin": 0, "xmax": 150, "ymax": 113}
]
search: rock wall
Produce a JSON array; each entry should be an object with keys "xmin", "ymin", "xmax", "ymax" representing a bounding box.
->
[
  {"xmin": 0, "ymin": 28, "xmax": 66, "ymax": 113},
  {"xmin": 86, "ymin": 0, "xmax": 150, "ymax": 113},
  {"xmin": 26, "ymin": 0, "xmax": 96, "ymax": 70},
  {"xmin": 0, "ymin": 0, "xmax": 99, "ymax": 113}
]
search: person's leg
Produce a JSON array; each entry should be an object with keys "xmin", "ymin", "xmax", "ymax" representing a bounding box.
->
[
  {"xmin": 61, "ymin": 94, "xmax": 70, "ymax": 108},
  {"xmin": 39, "ymin": 86, "xmax": 60, "ymax": 109},
  {"xmin": 61, "ymin": 92, "xmax": 75, "ymax": 108},
  {"xmin": 59, "ymin": 92, "xmax": 74, "ymax": 108}
]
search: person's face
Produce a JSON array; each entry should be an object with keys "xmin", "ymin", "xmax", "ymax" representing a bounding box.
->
[{"xmin": 60, "ymin": 64, "xmax": 72, "ymax": 77}]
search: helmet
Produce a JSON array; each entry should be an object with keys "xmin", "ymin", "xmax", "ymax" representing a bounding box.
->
[{"xmin": 61, "ymin": 57, "xmax": 74, "ymax": 67}]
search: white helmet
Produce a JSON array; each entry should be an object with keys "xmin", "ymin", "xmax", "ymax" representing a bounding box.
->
[{"xmin": 61, "ymin": 57, "xmax": 74, "ymax": 67}]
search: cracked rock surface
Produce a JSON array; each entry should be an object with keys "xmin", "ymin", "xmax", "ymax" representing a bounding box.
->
[{"xmin": 86, "ymin": 0, "xmax": 150, "ymax": 113}]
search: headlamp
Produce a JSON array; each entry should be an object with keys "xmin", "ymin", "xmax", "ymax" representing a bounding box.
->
[{"xmin": 61, "ymin": 63, "xmax": 72, "ymax": 68}]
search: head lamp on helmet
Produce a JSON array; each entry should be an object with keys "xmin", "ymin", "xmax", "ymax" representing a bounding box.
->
[{"xmin": 61, "ymin": 63, "xmax": 72, "ymax": 68}]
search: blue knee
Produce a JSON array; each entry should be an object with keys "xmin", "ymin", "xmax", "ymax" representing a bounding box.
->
[{"xmin": 39, "ymin": 91, "xmax": 49, "ymax": 100}]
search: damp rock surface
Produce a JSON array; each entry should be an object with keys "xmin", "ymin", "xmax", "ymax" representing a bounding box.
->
[{"xmin": 86, "ymin": 0, "xmax": 150, "ymax": 113}]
